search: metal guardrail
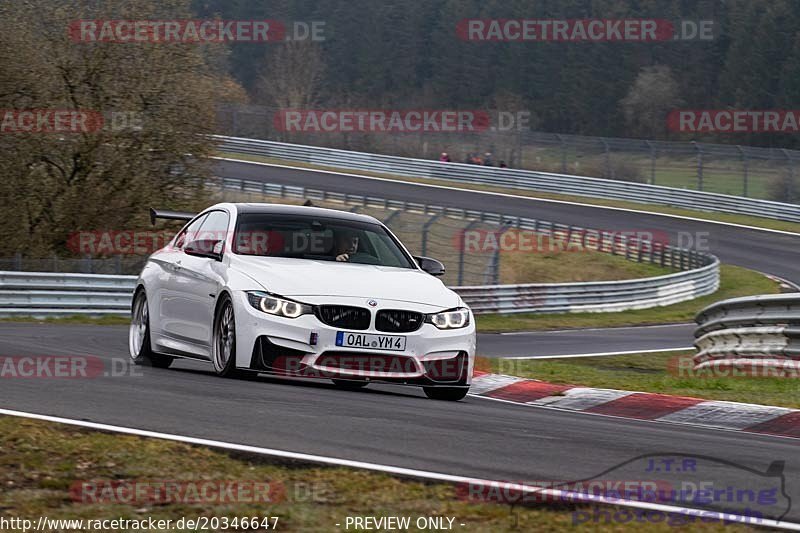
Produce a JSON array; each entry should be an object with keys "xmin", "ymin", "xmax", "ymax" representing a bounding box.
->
[
  {"xmin": 0, "ymin": 179, "xmax": 721, "ymax": 316},
  {"xmin": 460, "ymin": 262, "xmax": 718, "ymax": 314},
  {"xmin": 214, "ymin": 135, "xmax": 800, "ymax": 223},
  {"xmin": 0, "ymin": 272, "xmax": 136, "ymax": 316},
  {"xmin": 694, "ymin": 294, "xmax": 800, "ymax": 372},
  {"xmin": 0, "ymin": 260, "xmax": 718, "ymax": 318}
]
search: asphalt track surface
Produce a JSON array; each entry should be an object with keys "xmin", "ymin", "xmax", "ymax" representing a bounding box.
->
[
  {"xmin": 4, "ymin": 161, "xmax": 800, "ymax": 525},
  {"xmin": 478, "ymin": 323, "xmax": 694, "ymax": 357},
  {"xmin": 1, "ymin": 323, "xmax": 799, "ymax": 524}
]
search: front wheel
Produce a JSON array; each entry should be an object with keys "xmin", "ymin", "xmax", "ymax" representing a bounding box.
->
[
  {"xmin": 129, "ymin": 290, "xmax": 173, "ymax": 368},
  {"xmin": 423, "ymin": 386, "xmax": 469, "ymax": 401},
  {"xmin": 212, "ymin": 294, "xmax": 242, "ymax": 378}
]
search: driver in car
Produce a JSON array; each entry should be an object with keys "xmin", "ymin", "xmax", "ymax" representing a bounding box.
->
[{"xmin": 334, "ymin": 230, "xmax": 359, "ymax": 262}]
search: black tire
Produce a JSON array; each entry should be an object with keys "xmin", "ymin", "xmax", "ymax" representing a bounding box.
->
[
  {"xmin": 423, "ymin": 386, "xmax": 469, "ymax": 401},
  {"xmin": 332, "ymin": 379, "xmax": 369, "ymax": 390},
  {"xmin": 211, "ymin": 294, "xmax": 243, "ymax": 378},
  {"xmin": 129, "ymin": 290, "xmax": 173, "ymax": 368}
]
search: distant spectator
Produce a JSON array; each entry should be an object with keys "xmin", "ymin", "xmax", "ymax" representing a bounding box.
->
[
  {"xmin": 471, "ymin": 154, "xmax": 483, "ymax": 165},
  {"xmin": 483, "ymin": 152, "xmax": 494, "ymax": 166},
  {"xmin": 465, "ymin": 152, "xmax": 475, "ymax": 164},
  {"xmin": 499, "ymin": 160, "xmax": 508, "ymax": 168},
  {"xmin": 439, "ymin": 152, "xmax": 451, "ymax": 163}
]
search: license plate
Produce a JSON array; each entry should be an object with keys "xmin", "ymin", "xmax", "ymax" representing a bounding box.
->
[{"xmin": 336, "ymin": 332, "xmax": 406, "ymax": 351}]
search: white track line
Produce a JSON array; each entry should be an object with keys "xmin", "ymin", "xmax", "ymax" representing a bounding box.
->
[
  {"xmin": 1, "ymin": 408, "xmax": 797, "ymax": 530},
  {"xmin": 214, "ymin": 156, "xmax": 800, "ymax": 238},
  {"xmin": 502, "ymin": 347, "xmax": 693, "ymax": 360}
]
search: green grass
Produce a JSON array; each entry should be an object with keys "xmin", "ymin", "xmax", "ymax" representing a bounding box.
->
[
  {"xmin": 217, "ymin": 151, "xmax": 800, "ymax": 234},
  {"xmin": 499, "ymin": 247, "xmax": 669, "ymax": 284},
  {"xmin": 490, "ymin": 351, "xmax": 800, "ymax": 409},
  {"xmin": 476, "ymin": 265, "xmax": 780, "ymax": 333},
  {"xmin": 0, "ymin": 417, "xmax": 749, "ymax": 532}
]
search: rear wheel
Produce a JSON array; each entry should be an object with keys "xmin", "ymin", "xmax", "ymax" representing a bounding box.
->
[
  {"xmin": 332, "ymin": 379, "xmax": 369, "ymax": 390},
  {"xmin": 212, "ymin": 295, "xmax": 242, "ymax": 378},
  {"xmin": 423, "ymin": 386, "xmax": 469, "ymax": 401},
  {"xmin": 129, "ymin": 290, "xmax": 173, "ymax": 368}
]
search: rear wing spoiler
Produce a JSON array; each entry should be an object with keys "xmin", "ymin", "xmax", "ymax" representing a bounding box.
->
[{"xmin": 149, "ymin": 208, "xmax": 196, "ymax": 226}]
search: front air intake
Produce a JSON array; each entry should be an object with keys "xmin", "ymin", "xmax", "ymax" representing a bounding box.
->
[
  {"xmin": 375, "ymin": 309, "xmax": 424, "ymax": 333},
  {"xmin": 314, "ymin": 305, "xmax": 371, "ymax": 330}
]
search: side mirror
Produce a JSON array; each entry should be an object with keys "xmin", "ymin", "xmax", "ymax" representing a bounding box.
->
[
  {"xmin": 185, "ymin": 239, "xmax": 224, "ymax": 261},
  {"xmin": 414, "ymin": 256, "xmax": 445, "ymax": 276}
]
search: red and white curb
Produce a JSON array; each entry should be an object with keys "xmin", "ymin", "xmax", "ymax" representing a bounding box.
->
[{"xmin": 470, "ymin": 372, "xmax": 800, "ymax": 438}]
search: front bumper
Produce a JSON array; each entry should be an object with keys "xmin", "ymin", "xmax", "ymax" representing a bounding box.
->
[{"xmin": 233, "ymin": 292, "xmax": 476, "ymax": 386}]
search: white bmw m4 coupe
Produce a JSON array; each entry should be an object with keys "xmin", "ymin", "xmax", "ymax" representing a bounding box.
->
[{"xmin": 129, "ymin": 203, "xmax": 476, "ymax": 400}]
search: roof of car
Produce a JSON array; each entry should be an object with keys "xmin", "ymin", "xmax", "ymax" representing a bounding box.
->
[{"xmin": 231, "ymin": 203, "xmax": 381, "ymax": 224}]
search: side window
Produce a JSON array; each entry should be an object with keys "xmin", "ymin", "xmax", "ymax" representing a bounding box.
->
[
  {"xmin": 174, "ymin": 214, "xmax": 208, "ymax": 250},
  {"xmin": 196, "ymin": 210, "xmax": 230, "ymax": 244}
]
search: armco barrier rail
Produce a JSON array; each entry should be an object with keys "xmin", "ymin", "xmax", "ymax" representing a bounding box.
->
[
  {"xmin": 694, "ymin": 294, "xmax": 800, "ymax": 373},
  {"xmin": 0, "ymin": 271, "xmax": 136, "ymax": 317},
  {"xmin": 0, "ymin": 261, "xmax": 718, "ymax": 317},
  {"xmin": 0, "ymin": 201, "xmax": 720, "ymax": 317},
  {"xmin": 214, "ymin": 135, "xmax": 800, "ymax": 223}
]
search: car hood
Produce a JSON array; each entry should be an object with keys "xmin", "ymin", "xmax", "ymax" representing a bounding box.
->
[{"xmin": 231, "ymin": 255, "xmax": 460, "ymax": 308}]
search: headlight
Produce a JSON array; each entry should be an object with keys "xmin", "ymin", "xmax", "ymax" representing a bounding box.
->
[
  {"xmin": 425, "ymin": 307, "xmax": 471, "ymax": 329},
  {"xmin": 246, "ymin": 291, "xmax": 313, "ymax": 319}
]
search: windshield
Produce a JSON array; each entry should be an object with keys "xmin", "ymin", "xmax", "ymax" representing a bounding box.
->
[{"xmin": 233, "ymin": 213, "xmax": 415, "ymax": 268}]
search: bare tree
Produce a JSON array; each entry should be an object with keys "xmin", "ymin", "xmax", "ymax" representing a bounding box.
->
[
  {"xmin": 257, "ymin": 41, "xmax": 326, "ymax": 109},
  {"xmin": 0, "ymin": 0, "xmax": 228, "ymax": 256},
  {"xmin": 620, "ymin": 65, "xmax": 683, "ymax": 139}
]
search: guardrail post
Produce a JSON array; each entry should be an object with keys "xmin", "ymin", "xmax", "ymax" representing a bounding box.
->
[
  {"xmin": 556, "ymin": 134, "xmax": 567, "ymax": 172},
  {"xmin": 14, "ymin": 252, "xmax": 22, "ymax": 271},
  {"xmin": 693, "ymin": 141, "xmax": 704, "ymax": 191},
  {"xmin": 645, "ymin": 140, "xmax": 656, "ymax": 184},
  {"xmin": 602, "ymin": 139, "xmax": 611, "ymax": 178},
  {"xmin": 783, "ymin": 149, "xmax": 795, "ymax": 202},
  {"xmin": 421, "ymin": 214, "xmax": 442, "ymax": 257},
  {"xmin": 737, "ymin": 145, "xmax": 749, "ymax": 197},
  {"xmin": 458, "ymin": 220, "xmax": 480, "ymax": 286},
  {"xmin": 491, "ymin": 222, "xmax": 513, "ymax": 285},
  {"xmin": 382, "ymin": 210, "xmax": 402, "ymax": 228}
]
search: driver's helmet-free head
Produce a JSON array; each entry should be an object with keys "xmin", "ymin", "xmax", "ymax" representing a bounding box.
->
[{"xmin": 335, "ymin": 229, "xmax": 359, "ymax": 254}]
